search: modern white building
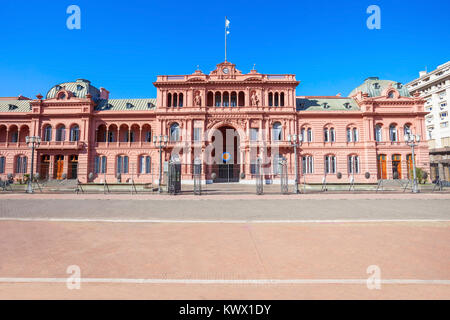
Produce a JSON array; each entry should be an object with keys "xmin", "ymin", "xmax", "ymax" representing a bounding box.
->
[{"xmin": 407, "ymin": 61, "xmax": 450, "ymax": 181}]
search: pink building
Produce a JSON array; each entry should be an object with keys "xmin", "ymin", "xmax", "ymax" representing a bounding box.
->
[{"xmin": 0, "ymin": 61, "xmax": 430, "ymax": 185}]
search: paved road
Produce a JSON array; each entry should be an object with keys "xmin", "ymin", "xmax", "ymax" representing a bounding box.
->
[
  {"xmin": 1, "ymin": 198, "xmax": 450, "ymax": 221},
  {"xmin": 0, "ymin": 220, "xmax": 449, "ymax": 299}
]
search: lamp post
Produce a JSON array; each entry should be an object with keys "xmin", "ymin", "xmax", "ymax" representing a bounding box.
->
[
  {"xmin": 287, "ymin": 133, "xmax": 303, "ymax": 194},
  {"xmin": 153, "ymin": 134, "xmax": 168, "ymax": 193},
  {"xmin": 25, "ymin": 136, "xmax": 41, "ymax": 194},
  {"xmin": 405, "ymin": 133, "xmax": 421, "ymax": 193}
]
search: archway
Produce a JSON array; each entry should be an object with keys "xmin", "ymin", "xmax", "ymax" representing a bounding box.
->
[{"xmin": 210, "ymin": 125, "xmax": 241, "ymax": 182}]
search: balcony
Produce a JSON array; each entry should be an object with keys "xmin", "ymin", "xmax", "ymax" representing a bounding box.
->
[{"xmin": 38, "ymin": 141, "xmax": 82, "ymax": 150}]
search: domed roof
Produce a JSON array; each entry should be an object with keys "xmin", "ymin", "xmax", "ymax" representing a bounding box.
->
[
  {"xmin": 349, "ymin": 77, "xmax": 411, "ymax": 98},
  {"xmin": 46, "ymin": 79, "xmax": 101, "ymax": 101}
]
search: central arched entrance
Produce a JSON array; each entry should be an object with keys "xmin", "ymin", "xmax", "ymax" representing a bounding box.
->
[{"xmin": 211, "ymin": 126, "xmax": 241, "ymax": 182}]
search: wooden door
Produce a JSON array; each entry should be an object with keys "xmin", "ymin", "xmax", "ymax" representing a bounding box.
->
[
  {"xmin": 377, "ymin": 154, "xmax": 387, "ymax": 179},
  {"xmin": 54, "ymin": 155, "xmax": 64, "ymax": 180},
  {"xmin": 407, "ymin": 154, "xmax": 413, "ymax": 179},
  {"xmin": 69, "ymin": 155, "xmax": 78, "ymax": 179},
  {"xmin": 392, "ymin": 154, "xmax": 402, "ymax": 179},
  {"xmin": 40, "ymin": 155, "xmax": 50, "ymax": 180}
]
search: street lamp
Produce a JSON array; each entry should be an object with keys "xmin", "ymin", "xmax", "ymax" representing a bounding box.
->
[
  {"xmin": 153, "ymin": 134, "xmax": 168, "ymax": 193},
  {"xmin": 405, "ymin": 133, "xmax": 421, "ymax": 193},
  {"xmin": 287, "ymin": 133, "xmax": 303, "ymax": 194},
  {"xmin": 25, "ymin": 136, "xmax": 41, "ymax": 194}
]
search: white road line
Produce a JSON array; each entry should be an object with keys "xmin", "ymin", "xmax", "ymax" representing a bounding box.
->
[
  {"xmin": 0, "ymin": 217, "xmax": 449, "ymax": 224},
  {"xmin": 0, "ymin": 277, "xmax": 449, "ymax": 285}
]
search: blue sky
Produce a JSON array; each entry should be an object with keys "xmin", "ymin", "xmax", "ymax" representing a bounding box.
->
[{"xmin": 0, "ymin": 0, "xmax": 449, "ymax": 99}]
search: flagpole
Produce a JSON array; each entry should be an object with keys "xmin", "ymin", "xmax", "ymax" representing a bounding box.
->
[{"xmin": 225, "ymin": 16, "xmax": 227, "ymax": 61}]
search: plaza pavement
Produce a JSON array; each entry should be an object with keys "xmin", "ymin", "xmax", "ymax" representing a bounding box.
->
[{"xmin": 0, "ymin": 192, "xmax": 449, "ymax": 299}]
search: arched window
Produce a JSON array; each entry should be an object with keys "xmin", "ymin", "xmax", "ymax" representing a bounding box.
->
[
  {"xmin": 272, "ymin": 122, "xmax": 282, "ymax": 141},
  {"xmin": 348, "ymin": 155, "xmax": 360, "ymax": 174},
  {"xmin": 325, "ymin": 155, "xmax": 336, "ymax": 174},
  {"xmin": 56, "ymin": 125, "xmax": 65, "ymax": 142},
  {"xmin": 352, "ymin": 128, "xmax": 358, "ymax": 142},
  {"xmin": 145, "ymin": 130, "xmax": 152, "ymax": 142},
  {"xmin": 172, "ymin": 93, "xmax": 178, "ymax": 108},
  {"xmin": 307, "ymin": 128, "xmax": 313, "ymax": 142},
  {"xmin": 238, "ymin": 91, "xmax": 245, "ymax": 107},
  {"xmin": 207, "ymin": 92, "xmax": 214, "ymax": 107},
  {"xmin": 268, "ymin": 92, "xmax": 273, "ymax": 107},
  {"xmin": 70, "ymin": 125, "xmax": 80, "ymax": 142},
  {"xmin": 222, "ymin": 92, "xmax": 229, "ymax": 107},
  {"xmin": 116, "ymin": 155, "xmax": 129, "ymax": 174},
  {"xmin": 167, "ymin": 93, "xmax": 172, "ymax": 107},
  {"xmin": 44, "ymin": 125, "xmax": 52, "ymax": 141},
  {"xmin": 404, "ymin": 124, "xmax": 411, "ymax": 140},
  {"xmin": 375, "ymin": 124, "xmax": 382, "ymax": 142},
  {"xmin": 178, "ymin": 93, "xmax": 183, "ymax": 107},
  {"xmin": 0, "ymin": 156, "xmax": 5, "ymax": 173},
  {"xmin": 230, "ymin": 92, "xmax": 237, "ymax": 107},
  {"xmin": 170, "ymin": 123, "xmax": 180, "ymax": 142},
  {"xmin": 330, "ymin": 128, "xmax": 335, "ymax": 142},
  {"xmin": 15, "ymin": 155, "xmax": 27, "ymax": 174},
  {"xmin": 347, "ymin": 128, "xmax": 352, "ymax": 142},
  {"xmin": 389, "ymin": 124, "xmax": 398, "ymax": 142},
  {"xmin": 274, "ymin": 93, "xmax": 279, "ymax": 107},
  {"xmin": 324, "ymin": 128, "xmax": 329, "ymax": 142},
  {"xmin": 10, "ymin": 130, "xmax": 18, "ymax": 143},
  {"xmin": 302, "ymin": 156, "xmax": 314, "ymax": 174},
  {"xmin": 215, "ymin": 92, "xmax": 221, "ymax": 107},
  {"xmin": 95, "ymin": 155, "xmax": 107, "ymax": 174},
  {"xmin": 280, "ymin": 92, "xmax": 285, "ymax": 107},
  {"xmin": 301, "ymin": 128, "xmax": 306, "ymax": 141},
  {"xmin": 139, "ymin": 155, "xmax": 151, "ymax": 174}
]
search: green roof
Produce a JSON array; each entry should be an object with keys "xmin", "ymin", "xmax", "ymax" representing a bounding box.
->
[
  {"xmin": 46, "ymin": 79, "xmax": 101, "ymax": 100},
  {"xmin": 296, "ymin": 97, "xmax": 360, "ymax": 111},
  {"xmin": 0, "ymin": 100, "xmax": 31, "ymax": 113},
  {"xmin": 95, "ymin": 98, "xmax": 157, "ymax": 111},
  {"xmin": 349, "ymin": 77, "xmax": 411, "ymax": 97}
]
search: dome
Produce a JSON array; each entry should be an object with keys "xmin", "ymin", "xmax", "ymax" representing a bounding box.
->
[
  {"xmin": 46, "ymin": 79, "xmax": 101, "ymax": 101},
  {"xmin": 349, "ymin": 77, "xmax": 411, "ymax": 98}
]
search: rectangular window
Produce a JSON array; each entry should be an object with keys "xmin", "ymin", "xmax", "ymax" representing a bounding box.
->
[
  {"xmin": 250, "ymin": 128, "xmax": 259, "ymax": 141},
  {"xmin": 302, "ymin": 156, "xmax": 313, "ymax": 174},
  {"xmin": 95, "ymin": 156, "xmax": 107, "ymax": 174},
  {"xmin": 101, "ymin": 156, "xmax": 107, "ymax": 174},
  {"xmin": 0, "ymin": 156, "xmax": 5, "ymax": 173},
  {"xmin": 348, "ymin": 156, "xmax": 360, "ymax": 174},
  {"xmin": 117, "ymin": 156, "xmax": 128, "ymax": 174},
  {"xmin": 250, "ymin": 164, "xmax": 256, "ymax": 175},
  {"xmin": 146, "ymin": 156, "xmax": 151, "ymax": 174},
  {"xmin": 16, "ymin": 156, "xmax": 27, "ymax": 174},
  {"xmin": 347, "ymin": 128, "xmax": 352, "ymax": 142},
  {"xmin": 193, "ymin": 128, "xmax": 201, "ymax": 142},
  {"xmin": 95, "ymin": 156, "xmax": 100, "ymax": 174},
  {"xmin": 325, "ymin": 155, "xmax": 336, "ymax": 174}
]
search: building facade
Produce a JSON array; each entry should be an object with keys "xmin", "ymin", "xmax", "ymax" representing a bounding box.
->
[
  {"xmin": 406, "ymin": 61, "xmax": 450, "ymax": 182},
  {"xmin": 0, "ymin": 61, "xmax": 430, "ymax": 185}
]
